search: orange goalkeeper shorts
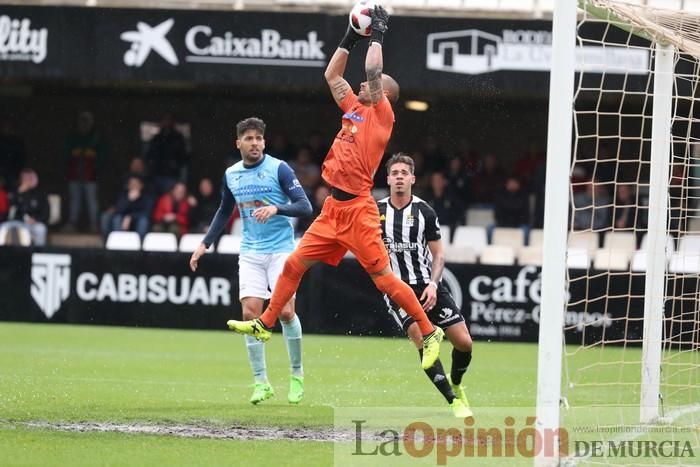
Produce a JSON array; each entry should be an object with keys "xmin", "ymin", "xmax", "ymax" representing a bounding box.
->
[{"xmin": 296, "ymin": 194, "xmax": 389, "ymax": 274}]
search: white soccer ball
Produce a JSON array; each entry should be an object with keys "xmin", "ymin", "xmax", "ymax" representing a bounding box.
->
[{"xmin": 349, "ymin": 0, "xmax": 378, "ymax": 37}]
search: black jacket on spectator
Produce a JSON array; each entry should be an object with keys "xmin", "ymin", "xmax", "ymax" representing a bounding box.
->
[
  {"xmin": 494, "ymin": 190, "xmax": 530, "ymax": 227},
  {"xmin": 7, "ymin": 188, "xmax": 49, "ymax": 223},
  {"xmin": 114, "ymin": 191, "xmax": 152, "ymax": 219},
  {"xmin": 145, "ymin": 129, "xmax": 188, "ymax": 179},
  {"xmin": 425, "ymin": 190, "xmax": 464, "ymax": 231},
  {"xmin": 0, "ymin": 132, "xmax": 26, "ymax": 190},
  {"xmin": 189, "ymin": 194, "xmax": 219, "ymax": 233}
]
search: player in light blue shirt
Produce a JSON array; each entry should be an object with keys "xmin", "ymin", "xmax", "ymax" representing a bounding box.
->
[{"xmin": 190, "ymin": 117, "xmax": 311, "ymax": 404}]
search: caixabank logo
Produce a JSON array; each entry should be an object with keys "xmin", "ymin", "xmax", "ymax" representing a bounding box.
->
[
  {"xmin": 120, "ymin": 18, "xmax": 326, "ymax": 68},
  {"xmin": 426, "ymin": 28, "xmax": 649, "ymax": 75}
]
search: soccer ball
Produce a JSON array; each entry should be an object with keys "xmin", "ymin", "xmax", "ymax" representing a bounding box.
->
[{"xmin": 349, "ymin": 0, "xmax": 378, "ymax": 37}]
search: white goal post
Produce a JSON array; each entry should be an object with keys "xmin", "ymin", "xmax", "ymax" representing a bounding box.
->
[{"xmin": 536, "ymin": 1, "xmax": 700, "ymax": 465}]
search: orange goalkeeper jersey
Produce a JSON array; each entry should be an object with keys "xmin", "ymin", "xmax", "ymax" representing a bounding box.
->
[{"xmin": 321, "ymin": 91, "xmax": 395, "ymax": 196}]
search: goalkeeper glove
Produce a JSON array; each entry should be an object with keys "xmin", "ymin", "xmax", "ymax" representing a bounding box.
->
[
  {"xmin": 370, "ymin": 6, "xmax": 389, "ymax": 45},
  {"xmin": 339, "ymin": 25, "xmax": 366, "ymax": 52}
]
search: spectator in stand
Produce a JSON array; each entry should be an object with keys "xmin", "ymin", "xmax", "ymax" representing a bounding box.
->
[
  {"xmin": 0, "ymin": 117, "xmax": 26, "ymax": 191},
  {"xmin": 492, "ymin": 175, "xmax": 530, "ymax": 241},
  {"xmin": 290, "ymin": 146, "xmax": 321, "ymax": 194},
  {"xmin": 64, "ymin": 111, "xmax": 106, "ymax": 232},
  {"xmin": 0, "ymin": 179, "xmax": 8, "ymax": 222},
  {"xmin": 613, "ymin": 184, "xmax": 639, "ymax": 230},
  {"xmin": 470, "ymin": 153, "xmax": 506, "ymax": 206},
  {"xmin": 531, "ymin": 159, "xmax": 546, "ymax": 228},
  {"xmin": 189, "ymin": 178, "xmax": 219, "ymax": 234},
  {"xmin": 515, "ymin": 146, "xmax": 544, "ymax": 187},
  {"xmin": 269, "ymin": 134, "xmax": 295, "ymax": 161},
  {"xmin": 307, "ymin": 132, "xmax": 328, "ymax": 165},
  {"xmin": 103, "ymin": 175, "xmax": 152, "ymax": 239},
  {"xmin": 152, "ymin": 181, "xmax": 192, "ymax": 236},
  {"xmin": 145, "ymin": 112, "xmax": 188, "ymax": 194},
  {"xmin": 446, "ymin": 157, "xmax": 470, "ymax": 207},
  {"xmin": 421, "ymin": 136, "xmax": 448, "ymax": 174},
  {"xmin": 573, "ymin": 180, "xmax": 612, "ymax": 231},
  {"xmin": 425, "ymin": 172, "xmax": 464, "ymax": 239},
  {"xmin": 0, "ymin": 168, "xmax": 49, "ymax": 246}
]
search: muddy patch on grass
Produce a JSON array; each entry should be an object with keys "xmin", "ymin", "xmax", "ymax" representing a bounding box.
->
[{"xmin": 17, "ymin": 421, "xmax": 377, "ymax": 442}]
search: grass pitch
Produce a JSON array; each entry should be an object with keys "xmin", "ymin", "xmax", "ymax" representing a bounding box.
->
[{"xmin": 0, "ymin": 322, "xmax": 697, "ymax": 466}]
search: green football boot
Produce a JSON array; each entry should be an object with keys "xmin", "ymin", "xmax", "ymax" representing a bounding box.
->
[
  {"xmin": 227, "ymin": 318, "xmax": 272, "ymax": 342},
  {"xmin": 421, "ymin": 326, "xmax": 444, "ymax": 370},
  {"xmin": 249, "ymin": 382, "xmax": 274, "ymax": 405},
  {"xmin": 450, "ymin": 398, "xmax": 474, "ymax": 419},
  {"xmin": 287, "ymin": 375, "xmax": 304, "ymax": 404}
]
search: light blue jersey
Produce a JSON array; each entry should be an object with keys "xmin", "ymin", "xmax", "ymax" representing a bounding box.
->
[{"xmin": 225, "ymin": 155, "xmax": 296, "ymax": 254}]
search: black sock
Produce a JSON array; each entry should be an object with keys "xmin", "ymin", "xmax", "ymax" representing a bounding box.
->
[
  {"xmin": 418, "ymin": 348, "xmax": 455, "ymax": 403},
  {"xmin": 450, "ymin": 349, "xmax": 472, "ymax": 385}
]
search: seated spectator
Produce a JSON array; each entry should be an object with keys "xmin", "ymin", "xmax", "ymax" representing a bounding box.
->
[
  {"xmin": 188, "ymin": 178, "xmax": 219, "ymax": 233},
  {"xmin": 491, "ymin": 176, "xmax": 530, "ymax": 241},
  {"xmin": 290, "ymin": 146, "xmax": 321, "ymax": 193},
  {"xmin": 0, "ymin": 168, "xmax": 49, "ymax": 246},
  {"xmin": 573, "ymin": 180, "xmax": 612, "ymax": 231},
  {"xmin": 425, "ymin": 172, "xmax": 464, "ymax": 237},
  {"xmin": 152, "ymin": 182, "xmax": 192, "ymax": 236},
  {"xmin": 102, "ymin": 175, "xmax": 152, "ymax": 239}
]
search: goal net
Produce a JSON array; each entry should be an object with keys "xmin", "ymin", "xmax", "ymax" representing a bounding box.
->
[{"xmin": 560, "ymin": 0, "xmax": 700, "ymax": 464}]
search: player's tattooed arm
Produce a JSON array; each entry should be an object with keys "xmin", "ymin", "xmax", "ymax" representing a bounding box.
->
[
  {"xmin": 325, "ymin": 48, "xmax": 352, "ymax": 107},
  {"xmin": 365, "ymin": 43, "xmax": 384, "ymax": 105}
]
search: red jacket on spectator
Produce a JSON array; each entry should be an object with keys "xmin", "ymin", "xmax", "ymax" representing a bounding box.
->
[
  {"xmin": 152, "ymin": 192, "xmax": 190, "ymax": 234},
  {"xmin": 0, "ymin": 187, "xmax": 8, "ymax": 222}
]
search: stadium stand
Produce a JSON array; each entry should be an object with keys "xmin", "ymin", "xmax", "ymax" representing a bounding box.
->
[
  {"xmin": 217, "ymin": 234, "xmax": 242, "ymax": 254},
  {"xmin": 593, "ymin": 249, "xmax": 631, "ymax": 271},
  {"xmin": 568, "ymin": 231, "xmax": 599, "ymax": 257},
  {"xmin": 528, "ymin": 228, "xmax": 544, "ymax": 248},
  {"xmin": 479, "ymin": 245, "xmax": 516, "ymax": 266},
  {"xmin": 465, "ymin": 208, "xmax": 495, "ymax": 227},
  {"xmin": 142, "ymin": 232, "xmax": 178, "ymax": 252},
  {"xmin": 0, "ymin": 224, "xmax": 32, "ymax": 246},
  {"xmin": 517, "ymin": 246, "xmax": 543, "ymax": 266},
  {"xmin": 492, "ymin": 227, "xmax": 525, "ymax": 249},
  {"xmin": 178, "ymin": 233, "xmax": 208, "ymax": 252},
  {"xmin": 566, "ymin": 248, "xmax": 590, "ymax": 270},
  {"xmin": 452, "ymin": 226, "xmax": 488, "ymax": 255},
  {"xmin": 105, "ymin": 231, "xmax": 141, "ymax": 250},
  {"xmin": 444, "ymin": 244, "xmax": 477, "ymax": 264},
  {"xmin": 602, "ymin": 231, "xmax": 637, "ymax": 256}
]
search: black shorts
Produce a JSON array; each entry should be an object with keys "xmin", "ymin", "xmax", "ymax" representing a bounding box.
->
[{"xmin": 385, "ymin": 282, "xmax": 465, "ymax": 334}]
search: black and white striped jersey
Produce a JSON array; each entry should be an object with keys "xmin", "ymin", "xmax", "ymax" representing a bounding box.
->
[{"xmin": 377, "ymin": 196, "xmax": 441, "ymax": 285}]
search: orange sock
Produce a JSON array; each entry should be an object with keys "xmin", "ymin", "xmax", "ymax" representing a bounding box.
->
[
  {"xmin": 372, "ymin": 274, "xmax": 434, "ymax": 336},
  {"xmin": 260, "ymin": 253, "xmax": 307, "ymax": 329}
]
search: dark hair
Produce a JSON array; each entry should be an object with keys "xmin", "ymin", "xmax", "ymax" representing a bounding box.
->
[
  {"xmin": 385, "ymin": 152, "xmax": 415, "ymax": 174},
  {"xmin": 236, "ymin": 117, "xmax": 266, "ymax": 138}
]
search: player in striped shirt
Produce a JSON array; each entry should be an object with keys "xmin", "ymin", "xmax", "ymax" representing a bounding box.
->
[{"xmin": 378, "ymin": 153, "xmax": 474, "ymax": 418}]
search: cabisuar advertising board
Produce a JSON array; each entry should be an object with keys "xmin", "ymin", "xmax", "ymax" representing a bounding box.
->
[
  {"xmin": 0, "ymin": 5, "xmax": 653, "ymax": 95},
  {"xmin": 1, "ymin": 246, "xmax": 697, "ymax": 345}
]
